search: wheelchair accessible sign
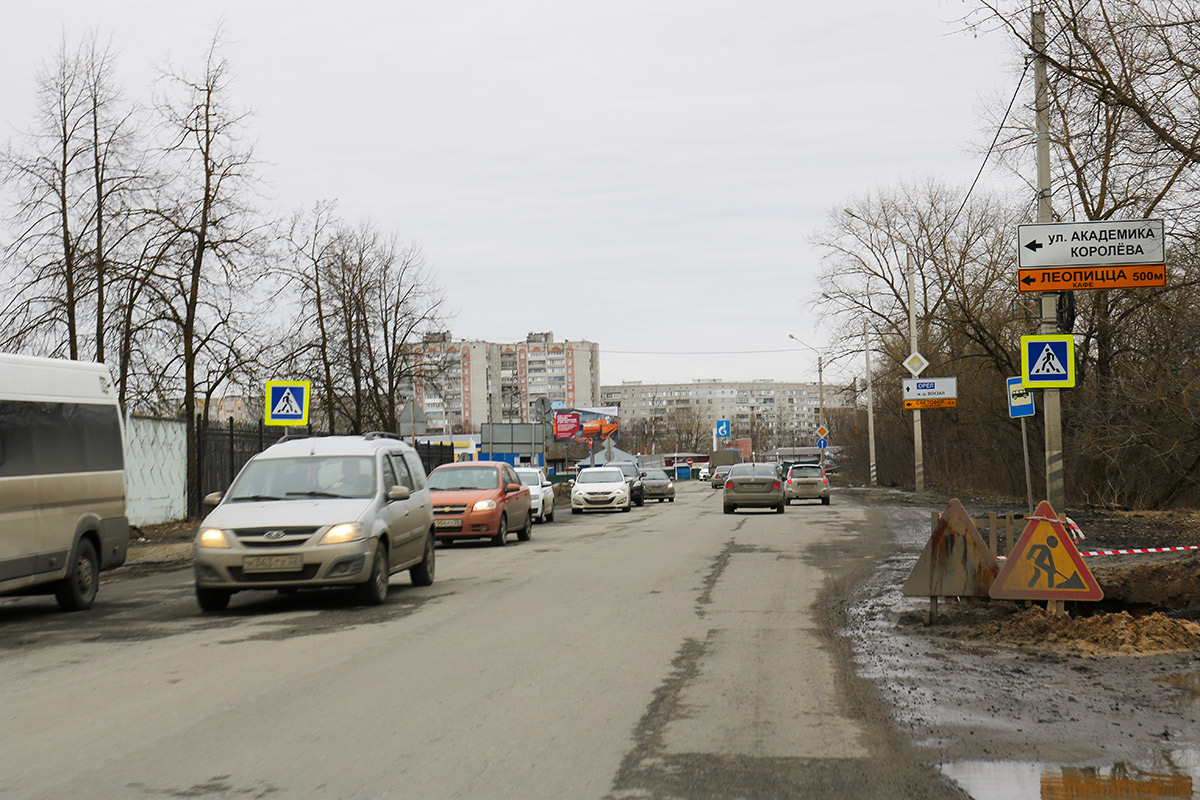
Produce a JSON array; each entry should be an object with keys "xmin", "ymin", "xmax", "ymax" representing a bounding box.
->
[{"xmin": 265, "ymin": 380, "xmax": 311, "ymax": 426}]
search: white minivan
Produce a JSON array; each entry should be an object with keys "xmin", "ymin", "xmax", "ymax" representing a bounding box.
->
[{"xmin": 0, "ymin": 353, "xmax": 129, "ymax": 610}]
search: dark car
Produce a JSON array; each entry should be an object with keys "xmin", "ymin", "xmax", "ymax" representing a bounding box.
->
[
  {"xmin": 723, "ymin": 462, "xmax": 785, "ymax": 514},
  {"xmin": 640, "ymin": 469, "xmax": 675, "ymax": 502},
  {"xmin": 608, "ymin": 462, "xmax": 645, "ymax": 507},
  {"xmin": 711, "ymin": 465, "xmax": 733, "ymax": 489}
]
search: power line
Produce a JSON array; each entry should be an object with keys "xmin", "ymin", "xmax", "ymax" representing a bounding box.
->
[{"xmin": 603, "ymin": 347, "xmax": 815, "ymax": 356}]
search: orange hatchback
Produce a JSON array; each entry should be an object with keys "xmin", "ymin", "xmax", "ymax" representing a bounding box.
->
[{"xmin": 427, "ymin": 461, "xmax": 533, "ymax": 546}]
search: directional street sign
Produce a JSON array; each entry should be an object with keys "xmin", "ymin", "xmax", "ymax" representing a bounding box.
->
[
  {"xmin": 715, "ymin": 419, "xmax": 730, "ymax": 438},
  {"xmin": 903, "ymin": 351, "xmax": 929, "ymax": 377},
  {"xmin": 1017, "ymin": 265, "xmax": 1166, "ymax": 293},
  {"xmin": 264, "ymin": 380, "xmax": 311, "ymax": 426},
  {"xmin": 1006, "ymin": 376, "xmax": 1035, "ymax": 419},
  {"xmin": 817, "ymin": 437, "xmax": 828, "ymax": 450},
  {"xmin": 1021, "ymin": 335, "xmax": 1075, "ymax": 388},
  {"xmin": 902, "ymin": 377, "xmax": 957, "ymax": 410},
  {"xmin": 1017, "ymin": 219, "xmax": 1165, "ymax": 270}
]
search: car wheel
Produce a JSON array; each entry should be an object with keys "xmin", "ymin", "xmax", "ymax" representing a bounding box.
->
[
  {"xmin": 517, "ymin": 510, "xmax": 533, "ymax": 542},
  {"xmin": 635, "ymin": 497, "xmax": 644, "ymax": 507},
  {"xmin": 55, "ymin": 539, "xmax": 99, "ymax": 611},
  {"xmin": 410, "ymin": 532, "xmax": 436, "ymax": 586},
  {"xmin": 493, "ymin": 515, "xmax": 508, "ymax": 546},
  {"xmin": 776, "ymin": 502, "xmax": 785, "ymax": 514},
  {"xmin": 572, "ymin": 507, "xmax": 582, "ymax": 515},
  {"xmin": 355, "ymin": 542, "xmax": 389, "ymax": 605},
  {"xmin": 669, "ymin": 498, "xmax": 674, "ymax": 503},
  {"xmin": 545, "ymin": 504, "xmax": 554, "ymax": 522},
  {"xmin": 822, "ymin": 496, "xmax": 831, "ymax": 506},
  {"xmin": 724, "ymin": 504, "xmax": 734, "ymax": 514},
  {"xmin": 622, "ymin": 502, "xmax": 631, "ymax": 513},
  {"xmin": 196, "ymin": 587, "xmax": 232, "ymax": 612}
]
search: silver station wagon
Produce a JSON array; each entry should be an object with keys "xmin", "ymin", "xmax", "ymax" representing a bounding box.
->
[{"xmin": 193, "ymin": 434, "xmax": 436, "ymax": 611}]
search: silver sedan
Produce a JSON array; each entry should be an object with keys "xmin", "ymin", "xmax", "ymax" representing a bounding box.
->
[{"xmin": 722, "ymin": 462, "xmax": 785, "ymax": 514}]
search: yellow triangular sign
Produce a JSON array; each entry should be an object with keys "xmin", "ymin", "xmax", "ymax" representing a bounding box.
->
[
  {"xmin": 989, "ymin": 501, "xmax": 1103, "ymax": 601},
  {"xmin": 902, "ymin": 499, "xmax": 999, "ymax": 598}
]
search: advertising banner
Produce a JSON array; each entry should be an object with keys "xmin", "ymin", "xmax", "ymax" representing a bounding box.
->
[{"xmin": 553, "ymin": 412, "xmax": 581, "ymax": 440}]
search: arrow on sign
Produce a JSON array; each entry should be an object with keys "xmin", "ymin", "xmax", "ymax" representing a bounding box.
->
[
  {"xmin": 1020, "ymin": 274, "xmax": 1037, "ymax": 286},
  {"xmin": 1024, "ymin": 239, "xmax": 1044, "ymax": 252}
]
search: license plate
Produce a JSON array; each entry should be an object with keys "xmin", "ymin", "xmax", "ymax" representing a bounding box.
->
[
  {"xmin": 242, "ymin": 554, "xmax": 304, "ymax": 573},
  {"xmin": 434, "ymin": 518, "xmax": 463, "ymax": 530}
]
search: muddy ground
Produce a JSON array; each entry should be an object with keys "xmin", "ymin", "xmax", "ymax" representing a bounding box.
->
[{"xmin": 843, "ymin": 489, "xmax": 1200, "ymax": 798}]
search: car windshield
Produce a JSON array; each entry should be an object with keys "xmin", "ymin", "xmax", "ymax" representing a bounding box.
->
[
  {"xmin": 229, "ymin": 456, "xmax": 376, "ymax": 500},
  {"xmin": 791, "ymin": 465, "xmax": 822, "ymax": 478},
  {"xmin": 614, "ymin": 464, "xmax": 638, "ymax": 478},
  {"xmin": 515, "ymin": 471, "xmax": 541, "ymax": 486},
  {"xmin": 577, "ymin": 469, "xmax": 623, "ymax": 484},
  {"xmin": 644, "ymin": 470, "xmax": 669, "ymax": 480},
  {"xmin": 729, "ymin": 463, "xmax": 778, "ymax": 478},
  {"xmin": 428, "ymin": 466, "xmax": 499, "ymax": 491}
]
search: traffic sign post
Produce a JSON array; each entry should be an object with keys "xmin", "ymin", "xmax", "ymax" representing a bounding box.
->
[
  {"xmin": 265, "ymin": 380, "xmax": 311, "ymax": 426},
  {"xmin": 1007, "ymin": 377, "xmax": 1036, "ymax": 514},
  {"xmin": 1021, "ymin": 335, "xmax": 1075, "ymax": 388},
  {"xmin": 902, "ymin": 377, "xmax": 957, "ymax": 410},
  {"xmin": 1017, "ymin": 219, "xmax": 1165, "ymax": 271}
]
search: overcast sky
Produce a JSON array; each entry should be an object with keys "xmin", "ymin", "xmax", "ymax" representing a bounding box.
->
[{"xmin": 0, "ymin": 1, "xmax": 1018, "ymax": 387}]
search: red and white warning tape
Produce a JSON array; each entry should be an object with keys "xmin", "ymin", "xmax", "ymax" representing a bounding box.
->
[{"xmin": 997, "ymin": 544, "xmax": 1200, "ymax": 561}]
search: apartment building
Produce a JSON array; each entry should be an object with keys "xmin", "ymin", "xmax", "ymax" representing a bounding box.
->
[
  {"xmin": 600, "ymin": 378, "xmax": 847, "ymax": 442},
  {"xmin": 413, "ymin": 332, "xmax": 600, "ymax": 434}
]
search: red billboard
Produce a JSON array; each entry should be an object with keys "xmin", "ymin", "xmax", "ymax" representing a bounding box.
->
[{"xmin": 553, "ymin": 412, "xmax": 581, "ymax": 440}]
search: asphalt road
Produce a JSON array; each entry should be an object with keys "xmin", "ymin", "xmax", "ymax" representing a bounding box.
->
[{"xmin": 0, "ymin": 483, "xmax": 965, "ymax": 800}]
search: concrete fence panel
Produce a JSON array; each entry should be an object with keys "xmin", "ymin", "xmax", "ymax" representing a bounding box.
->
[{"xmin": 126, "ymin": 415, "xmax": 187, "ymax": 526}]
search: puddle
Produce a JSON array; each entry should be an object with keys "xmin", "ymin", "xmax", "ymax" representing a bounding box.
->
[{"xmin": 940, "ymin": 756, "xmax": 1199, "ymax": 799}]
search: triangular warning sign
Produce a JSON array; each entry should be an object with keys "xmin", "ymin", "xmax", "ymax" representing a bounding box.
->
[
  {"xmin": 272, "ymin": 388, "xmax": 302, "ymax": 417},
  {"xmin": 1030, "ymin": 344, "xmax": 1066, "ymax": 377},
  {"xmin": 902, "ymin": 499, "xmax": 999, "ymax": 598},
  {"xmin": 989, "ymin": 501, "xmax": 1103, "ymax": 601}
]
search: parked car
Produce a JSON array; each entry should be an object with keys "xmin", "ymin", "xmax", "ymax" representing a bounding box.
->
[
  {"xmin": 723, "ymin": 462, "xmax": 785, "ymax": 514},
  {"xmin": 192, "ymin": 433, "xmax": 436, "ymax": 612},
  {"xmin": 608, "ymin": 462, "xmax": 645, "ymax": 507},
  {"xmin": 697, "ymin": 465, "xmax": 711, "ymax": 480},
  {"xmin": 785, "ymin": 463, "xmax": 831, "ymax": 505},
  {"xmin": 427, "ymin": 461, "xmax": 532, "ymax": 546},
  {"xmin": 571, "ymin": 467, "xmax": 631, "ymax": 513},
  {"xmin": 641, "ymin": 469, "xmax": 675, "ymax": 502},
  {"xmin": 0, "ymin": 353, "xmax": 129, "ymax": 611},
  {"xmin": 711, "ymin": 465, "xmax": 733, "ymax": 489},
  {"xmin": 515, "ymin": 467, "xmax": 555, "ymax": 523}
]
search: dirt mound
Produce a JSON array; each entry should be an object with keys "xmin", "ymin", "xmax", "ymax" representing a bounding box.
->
[
  {"xmin": 1092, "ymin": 553, "xmax": 1200, "ymax": 607},
  {"xmin": 966, "ymin": 606, "xmax": 1200, "ymax": 656}
]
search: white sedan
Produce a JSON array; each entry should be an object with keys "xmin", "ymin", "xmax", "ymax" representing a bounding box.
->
[{"xmin": 515, "ymin": 467, "xmax": 555, "ymax": 523}]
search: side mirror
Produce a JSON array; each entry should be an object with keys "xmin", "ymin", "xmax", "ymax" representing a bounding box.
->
[
  {"xmin": 203, "ymin": 491, "xmax": 223, "ymax": 508},
  {"xmin": 388, "ymin": 485, "xmax": 411, "ymax": 502},
  {"xmin": 542, "ymin": 481, "xmax": 551, "ymax": 487},
  {"xmin": 506, "ymin": 483, "xmax": 521, "ymax": 493}
]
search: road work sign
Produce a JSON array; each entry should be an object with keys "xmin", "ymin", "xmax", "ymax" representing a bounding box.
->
[
  {"xmin": 1006, "ymin": 377, "xmax": 1035, "ymax": 419},
  {"xmin": 1021, "ymin": 335, "xmax": 1075, "ymax": 388},
  {"xmin": 1017, "ymin": 219, "xmax": 1165, "ymax": 270},
  {"xmin": 265, "ymin": 380, "xmax": 311, "ymax": 426},
  {"xmin": 990, "ymin": 501, "xmax": 1103, "ymax": 601},
  {"xmin": 902, "ymin": 498, "xmax": 998, "ymax": 598}
]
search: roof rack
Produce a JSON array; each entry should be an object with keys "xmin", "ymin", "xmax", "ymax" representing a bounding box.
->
[
  {"xmin": 363, "ymin": 431, "xmax": 403, "ymax": 441},
  {"xmin": 275, "ymin": 433, "xmax": 314, "ymax": 444}
]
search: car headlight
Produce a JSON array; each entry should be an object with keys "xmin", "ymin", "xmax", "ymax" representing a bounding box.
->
[
  {"xmin": 666, "ymin": 482, "xmax": 674, "ymax": 489},
  {"xmin": 197, "ymin": 528, "xmax": 232, "ymax": 549},
  {"xmin": 319, "ymin": 522, "xmax": 364, "ymax": 545},
  {"xmin": 473, "ymin": 499, "xmax": 498, "ymax": 512}
]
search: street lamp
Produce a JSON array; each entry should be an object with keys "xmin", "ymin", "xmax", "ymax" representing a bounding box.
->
[
  {"xmin": 844, "ymin": 207, "xmax": 922, "ymax": 497},
  {"xmin": 787, "ymin": 334, "xmax": 824, "ymax": 461}
]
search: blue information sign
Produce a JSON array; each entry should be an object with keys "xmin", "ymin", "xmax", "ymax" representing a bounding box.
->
[
  {"xmin": 715, "ymin": 419, "xmax": 731, "ymax": 438},
  {"xmin": 1021, "ymin": 335, "xmax": 1075, "ymax": 388},
  {"xmin": 817, "ymin": 437, "xmax": 828, "ymax": 450},
  {"xmin": 1006, "ymin": 376, "xmax": 1035, "ymax": 419}
]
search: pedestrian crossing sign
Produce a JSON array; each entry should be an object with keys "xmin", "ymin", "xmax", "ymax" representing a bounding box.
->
[
  {"xmin": 1021, "ymin": 334, "xmax": 1075, "ymax": 388},
  {"xmin": 989, "ymin": 501, "xmax": 1102, "ymax": 601},
  {"xmin": 264, "ymin": 380, "xmax": 311, "ymax": 426}
]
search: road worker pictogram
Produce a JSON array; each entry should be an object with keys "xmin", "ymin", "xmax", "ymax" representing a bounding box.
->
[{"xmin": 990, "ymin": 501, "xmax": 1103, "ymax": 601}]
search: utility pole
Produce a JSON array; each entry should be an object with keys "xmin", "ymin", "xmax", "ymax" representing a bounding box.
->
[
  {"xmin": 1034, "ymin": 6, "xmax": 1065, "ymax": 510},
  {"xmin": 908, "ymin": 252, "xmax": 924, "ymax": 498},
  {"xmin": 864, "ymin": 319, "xmax": 877, "ymax": 486}
]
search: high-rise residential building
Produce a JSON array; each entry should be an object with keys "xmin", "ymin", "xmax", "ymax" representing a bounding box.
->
[
  {"xmin": 600, "ymin": 378, "xmax": 849, "ymax": 443},
  {"xmin": 412, "ymin": 332, "xmax": 600, "ymax": 434}
]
